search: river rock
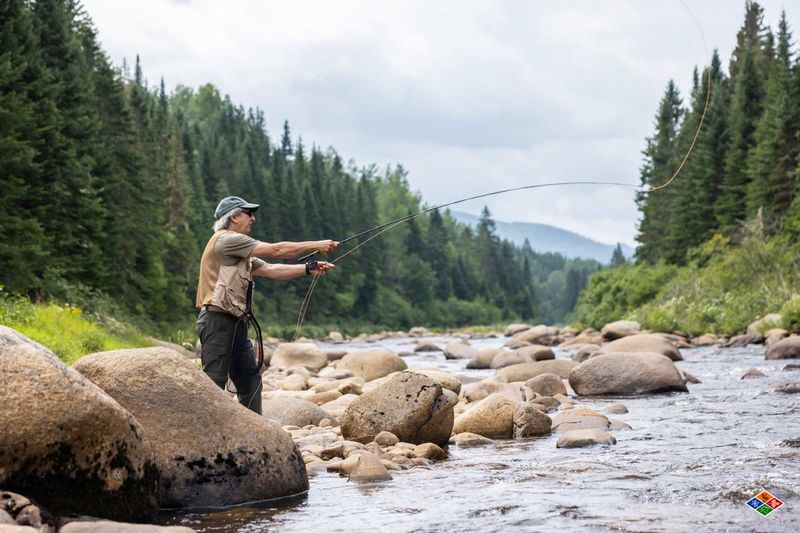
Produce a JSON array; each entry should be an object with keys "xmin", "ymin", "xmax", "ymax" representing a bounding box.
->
[
  {"xmin": 513, "ymin": 402, "xmax": 552, "ymax": 437},
  {"xmin": 59, "ymin": 521, "xmax": 195, "ymax": 533},
  {"xmin": 340, "ymin": 372, "xmax": 454, "ymax": 446},
  {"xmin": 0, "ymin": 491, "xmax": 55, "ymax": 532},
  {"xmin": 726, "ymin": 332, "xmax": 764, "ymax": 347},
  {"xmin": 337, "ymin": 349, "xmax": 407, "ymax": 381},
  {"xmin": 449, "ymin": 432, "xmax": 495, "ymax": 447},
  {"xmin": 601, "ymin": 320, "xmax": 640, "ymax": 340},
  {"xmin": 414, "ymin": 341, "xmax": 442, "ymax": 352},
  {"xmin": 348, "ymin": 452, "xmax": 392, "ymax": 482},
  {"xmin": 769, "ymin": 381, "xmax": 800, "ymax": 393},
  {"xmin": 597, "ymin": 334, "xmax": 682, "ymax": 361},
  {"xmin": 766, "ymin": 336, "xmax": 800, "ymax": 359},
  {"xmin": 281, "ymin": 373, "xmax": 307, "ymax": 391},
  {"xmin": 467, "ymin": 348, "xmax": 506, "ymax": 369},
  {"xmin": 270, "ymin": 342, "xmax": 327, "ymax": 371},
  {"xmin": 692, "ymin": 333, "xmax": 721, "ymax": 347},
  {"xmin": 490, "ymin": 350, "xmax": 534, "ymax": 369},
  {"xmin": 513, "ymin": 325, "xmax": 559, "ymax": 345},
  {"xmin": 515, "ymin": 344, "xmax": 555, "ymax": 361},
  {"xmin": 496, "ymin": 359, "xmax": 578, "ymax": 382},
  {"xmin": 0, "ymin": 327, "xmax": 159, "ymax": 522},
  {"xmin": 319, "ymin": 394, "xmax": 359, "ymax": 418},
  {"xmin": 524, "ymin": 373, "xmax": 567, "ymax": 396},
  {"xmin": 443, "ymin": 342, "xmax": 477, "ymax": 360},
  {"xmin": 562, "ymin": 329, "xmax": 604, "ymax": 346},
  {"xmin": 374, "ymin": 431, "xmax": 399, "ymax": 447},
  {"xmin": 556, "ymin": 429, "xmax": 617, "ymax": 448},
  {"xmin": 569, "ymin": 352, "xmax": 688, "ymax": 395},
  {"xmin": 262, "ymin": 397, "xmax": 334, "ymax": 426},
  {"xmin": 73, "ymin": 347, "xmax": 307, "ymax": 508},
  {"xmin": 505, "ymin": 324, "xmax": 532, "ymax": 336},
  {"xmin": 452, "ymin": 393, "xmax": 515, "ymax": 438},
  {"xmin": 604, "ymin": 403, "xmax": 628, "ymax": 414},
  {"xmin": 739, "ymin": 368, "xmax": 766, "ymax": 380},
  {"xmin": 413, "ymin": 443, "xmax": 448, "ymax": 461},
  {"xmin": 460, "ymin": 380, "xmax": 524, "ymax": 403},
  {"xmin": 408, "ymin": 327, "xmax": 431, "ymax": 337},
  {"xmin": 572, "ymin": 344, "xmax": 600, "ymax": 363},
  {"xmin": 327, "ymin": 331, "xmax": 345, "ymax": 343},
  {"xmin": 551, "ymin": 407, "xmax": 610, "ymax": 433},
  {"xmin": 747, "ymin": 313, "xmax": 782, "ymax": 334}
]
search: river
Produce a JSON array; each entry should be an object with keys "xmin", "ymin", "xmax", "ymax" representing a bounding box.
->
[{"xmin": 161, "ymin": 336, "xmax": 799, "ymax": 532}]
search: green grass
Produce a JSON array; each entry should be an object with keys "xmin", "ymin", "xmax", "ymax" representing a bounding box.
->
[{"xmin": 0, "ymin": 297, "xmax": 151, "ymax": 365}]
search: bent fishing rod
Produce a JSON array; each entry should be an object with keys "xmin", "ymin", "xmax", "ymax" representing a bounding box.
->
[{"xmin": 296, "ymin": 179, "xmax": 639, "ymax": 265}]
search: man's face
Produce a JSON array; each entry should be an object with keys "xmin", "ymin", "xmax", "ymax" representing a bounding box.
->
[{"xmin": 230, "ymin": 209, "xmax": 255, "ymax": 234}]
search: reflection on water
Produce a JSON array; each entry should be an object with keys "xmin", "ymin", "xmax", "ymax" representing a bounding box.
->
[{"xmin": 161, "ymin": 339, "xmax": 799, "ymax": 532}]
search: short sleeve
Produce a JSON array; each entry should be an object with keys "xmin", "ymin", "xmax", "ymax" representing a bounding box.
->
[{"xmin": 215, "ymin": 233, "xmax": 261, "ymax": 266}]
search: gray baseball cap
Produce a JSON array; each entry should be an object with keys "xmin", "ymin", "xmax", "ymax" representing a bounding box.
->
[{"xmin": 214, "ymin": 196, "xmax": 260, "ymax": 219}]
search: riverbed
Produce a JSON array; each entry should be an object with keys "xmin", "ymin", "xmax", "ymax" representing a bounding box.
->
[{"xmin": 161, "ymin": 336, "xmax": 799, "ymax": 532}]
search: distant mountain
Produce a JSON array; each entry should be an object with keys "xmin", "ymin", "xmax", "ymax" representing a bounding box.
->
[{"xmin": 450, "ymin": 211, "xmax": 634, "ymax": 264}]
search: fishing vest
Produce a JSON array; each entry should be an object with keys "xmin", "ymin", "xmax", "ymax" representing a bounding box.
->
[{"xmin": 196, "ymin": 230, "xmax": 254, "ymax": 317}]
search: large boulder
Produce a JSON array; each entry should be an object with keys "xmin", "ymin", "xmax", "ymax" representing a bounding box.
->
[
  {"xmin": 766, "ymin": 336, "xmax": 800, "ymax": 360},
  {"xmin": 597, "ymin": 334, "xmax": 682, "ymax": 361},
  {"xmin": 73, "ymin": 347, "xmax": 307, "ymax": 508},
  {"xmin": 337, "ymin": 349, "xmax": 407, "ymax": 381},
  {"xmin": 496, "ymin": 359, "xmax": 578, "ymax": 383},
  {"xmin": 452, "ymin": 393, "xmax": 515, "ymax": 438},
  {"xmin": 261, "ymin": 397, "xmax": 334, "ymax": 426},
  {"xmin": 0, "ymin": 327, "xmax": 158, "ymax": 522},
  {"xmin": 601, "ymin": 320, "xmax": 640, "ymax": 340},
  {"xmin": 340, "ymin": 372, "xmax": 455, "ymax": 447},
  {"xmin": 568, "ymin": 352, "xmax": 688, "ymax": 395},
  {"xmin": 269, "ymin": 342, "xmax": 327, "ymax": 371}
]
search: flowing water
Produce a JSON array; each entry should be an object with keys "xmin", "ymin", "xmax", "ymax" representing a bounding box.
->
[{"xmin": 161, "ymin": 337, "xmax": 799, "ymax": 532}]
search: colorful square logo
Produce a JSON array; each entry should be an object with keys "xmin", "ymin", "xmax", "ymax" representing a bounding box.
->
[{"xmin": 746, "ymin": 490, "xmax": 783, "ymax": 516}]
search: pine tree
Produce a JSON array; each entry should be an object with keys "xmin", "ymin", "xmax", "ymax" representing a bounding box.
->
[
  {"xmin": 745, "ymin": 11, "xmax": 798, "ymax": 224},
  {"xmin": 610, "ymin": 243, "xmax": 627, "ymax": 267},
  {"xmin": 635, "ymin": 81, "xmax": 683, "ymax": 263}
]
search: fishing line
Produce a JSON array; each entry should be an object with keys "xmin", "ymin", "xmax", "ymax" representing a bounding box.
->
[{"xmin": 290, "ymin": 0, "xmax": 712, "ymax": 338}]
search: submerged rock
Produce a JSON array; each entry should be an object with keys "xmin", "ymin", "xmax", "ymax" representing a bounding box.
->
[
  {"xmin": 556, "ymin": 429, "xmax": 617, "ymax": 448},
  {"xmin": 74, "ymin": 348, "xmax": 307, "ymax": 508},
  {"xmin": 448, "ymin": 432, "xmax": 495, "ymax": 447},
  {"xmin": 0, "ymin": 327, "xmax": 159, "ymax": 522},
  {"xmin": 739, "ymin": 368, "xmax": 766, "ymax": 380}
]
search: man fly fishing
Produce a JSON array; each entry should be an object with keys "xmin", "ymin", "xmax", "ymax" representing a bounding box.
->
[{"xmin": 195, "ymin": 196, "xmax": 338, "ymax": 414}]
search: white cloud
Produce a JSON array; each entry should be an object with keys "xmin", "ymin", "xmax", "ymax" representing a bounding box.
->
[{"xmin": 82, "ymin": 0, "xmax": 795, "ymax": 246}]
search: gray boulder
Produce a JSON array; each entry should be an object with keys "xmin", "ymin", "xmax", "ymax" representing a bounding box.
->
[
  {"xmin": 74, "ymin": 347, "xmax": 307, "ymax": 508},
  {"xmin": 569, "ymin": 352, "xmax": 688, "ymax": 396},
  {"xmin": 0, "ymin": 327, "xmax": 158, "ymax": 522},
  {"xmin": 340, "ymin": 372, "xmax": 455, "ymax": 447}
]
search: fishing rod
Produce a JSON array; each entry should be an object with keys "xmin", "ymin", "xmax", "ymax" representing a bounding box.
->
[{"xmin": 296, "ymin": 179, "xmax": 638, "ymax": 265}]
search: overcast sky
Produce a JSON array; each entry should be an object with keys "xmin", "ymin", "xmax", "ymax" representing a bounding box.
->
[{"xmin": 81, "ymin": 0, "xmax": 794, "ymax": 246}]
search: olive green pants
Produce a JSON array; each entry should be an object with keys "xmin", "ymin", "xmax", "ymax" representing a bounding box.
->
[{"xmin": 196, "ymin": 309, "xmax": 262, "ymax": 415}]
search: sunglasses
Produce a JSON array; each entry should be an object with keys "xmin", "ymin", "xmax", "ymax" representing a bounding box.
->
[{"xmin": 239, "ymin": 209, "xmax": 256, "ymax": 217}]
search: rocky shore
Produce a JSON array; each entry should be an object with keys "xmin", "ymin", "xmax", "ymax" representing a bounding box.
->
[{"xmin": 1, "ymin": 315, "xmax": 798, "ymax": 532}]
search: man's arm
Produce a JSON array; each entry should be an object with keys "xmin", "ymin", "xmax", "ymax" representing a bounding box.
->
[
  {"xmin": 249, "ymin": 239, "xmax": 338, "ymax": 260},
  {"xmin": 252, "ymin": 261, "xmax": 335, "ymax": 280}
]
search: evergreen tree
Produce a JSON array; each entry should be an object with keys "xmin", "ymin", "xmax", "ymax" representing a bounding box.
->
[
  {"xmin": 635, "ymin": 81, "xmax": 683, "ymax": 263},
  {"xmin": 610, "ymin": 243, "xmax": 627, "ymax": 267}
]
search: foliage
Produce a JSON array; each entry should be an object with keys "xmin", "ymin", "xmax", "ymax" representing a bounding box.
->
[{"xmin": 0, "ymin": 289, "xmax": 150, "ymax": 364}]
